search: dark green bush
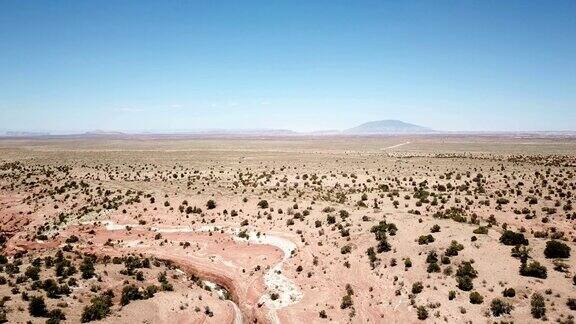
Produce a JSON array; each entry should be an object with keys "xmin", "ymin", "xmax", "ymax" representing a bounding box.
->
[
  {"xmin": 490, "ymin": 298, "xmax": 513, "ymax": 316},
  {"xmin": 120, "ymin": 284, "xmax": 142, "ymax": 306},
  {"xmin": 416, "ymin": 306, "xmax": 428, "ymax": 320},
  {"xmin": 28, "ymin": 295, "xmax": 47, "ymax": 317},
  {"xmin": 257, "ymin": 200, "xmax": 269, "ymax": 209},
  {"xmin": 544, "ymin": 240, "xmax": 570, "ymax": 258},
  {"xmin": 530, "ymin": 293, "xmax": 546, "ymax": 319},
  {"xmin": 499, "ymin": 230, "xmax": 529, "ymax": 246},
  {"xmin": 520, "ymin": 261, "xmax": 547, "ymax": 279},
  {"xmin": 469, "ymin": 291, "xmax": 483, "ymax": 304},
  {"xmin": 412, "ymin": 281, "xmax": 423, "ymax": 294},
  {"xmin": 502, "ymin": 287, "xmax": 515, "ymax": 298},
  {"xmin": 81, "ymin": 291, "xmax": 114, "ymax": 322}
]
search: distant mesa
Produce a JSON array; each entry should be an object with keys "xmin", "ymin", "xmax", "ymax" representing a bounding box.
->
[
  {"xmin": 84, "ymin": 130, "xmax": 126, "ymax": 135},
  {"xmin": 4, "ymin": 131, "xmax": 51, "ymax": 137},
  {"xmin": 188, "ymin": 129, "xmax": 297, "ymax": 135},
  {"xmin": 344, "ymin": 120, "xmax": 434, "ymax": 135}
]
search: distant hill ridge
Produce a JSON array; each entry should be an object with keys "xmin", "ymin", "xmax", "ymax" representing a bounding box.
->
[{"xmin": 344, "ymin": 120, "xmax": 433, "ymax": 134}]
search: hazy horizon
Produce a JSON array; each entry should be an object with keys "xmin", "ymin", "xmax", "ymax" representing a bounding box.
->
[{"xmin": 1, "ymin": 1, "xmax": 575, "ymax": 132}]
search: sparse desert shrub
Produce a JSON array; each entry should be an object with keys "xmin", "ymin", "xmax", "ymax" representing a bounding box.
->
[
  {"xmin": 530, "ymin": 293, "xmax": 546, "ymax": 319},
  {"xmin": 366, "ymin": 247, "xmax": 378, "ymax": 269},
  {"xmin": 25, "ymin": 266, "xmax": 41, "ymax": 281},
  {"xmin": 426, "ymin": 251, "xmax": 438, "ymax": 264},
  {"xmin": 65, "ymin": 235, "xmax": 79, "ymax": 244},
  {"xmin": 120, "ymin": 284, "xmax": 142, "ymax": 306},
  {"xmin": 490, "ymin": 298, "xmax": 513, "ymax": 317},
  {"xmin": 567, "ymin": 298, "xmax": 576, "ymax": 311},
  {"xmin": 418, "ymin": 234, "xmax": 435, "ymax": 245},
  {"xmin": 433, "ymin": 207, "xmax": 467, "ymax": 223},
  {"xmin": 340, "ymin": 245, "xmax": 352, "ymax": 254},
  {"xmin": 80, "ymin": 255, "xmax": 96, "ymax": 279},
  {"xmin": 427, "ymin": 262, "xmax": 440, "ymax": 273},
  {"xmin": 257, "ymin": 200, "xmax": 269, "ymax": 209},
  {"xmin": 456, "ymin": 261, "xmax": 478, "ymax": 279},
  {"xmin": 457, "ymin": 275, "xmax": 474, "ymax": 291},
  {"xmin": 469, "ymin": 291, "xmax": 483, "ymax": 304},
  {"xmin": 411, "ymin": 281, "xmax": 423, "ymax": 294},
  {"xmin": 340, "ymin": 294, "xmax": 353, "ymax": 309},
  {"xmin": 502, "ymin": 287, "xmax": 515, "ymax": 298},
  {"xmin": 499, "ymin": 230, "xmax": 529, "ymax": 246},
  {"xmin": 445, "ymin": 240, "xmax": 464, "ymax": 256},
  {"xmin": 206, "ymin": 200, "xmax": 216, "ymax": 209},
  {"xmin": 543, "ymin": 240, "xmax": 571, "ymax": 258},
  {"xmin": 416, "ymin": 306, "xmax": 428, "ymax": 320},
  {"xmin": 473, "ymin": 226, "xmax": 488, "ymax": 235},
  {"xmin": 455, "ymin": 262, "xmax": 477, "ymax": 291},
  {"xmin": 47, "ymin": 308, "xmax": 66, "ymax": 324},
  {"xmin": 404, "ymin": 258, "xmax": 412, "ymax": 268},
  {"xmin": 28, "ymin": 295, "xmax": 47, "ymax": 317},
  {"xmin": 520, "ymin": 261, "xmax": 547, "ymax": 279},
  {"xmin": 81, "ymin": 291, "xmax": 114, "ymax": 322}
]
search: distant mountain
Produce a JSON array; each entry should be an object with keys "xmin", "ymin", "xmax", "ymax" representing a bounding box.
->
[
  {"xmin": 84, "ymin": 130, "xmax": 126, "ymax": 135},
  {"xmin": 344, "ymin": 120, "xmax": 433, "ymax": 134},
  {"xmin": 185, "ymin": 129, "xmax": 297, "ymax": 135},
  {"xmin": 4, "ymin": 131, "xmax": 51, "ymax": 137}
]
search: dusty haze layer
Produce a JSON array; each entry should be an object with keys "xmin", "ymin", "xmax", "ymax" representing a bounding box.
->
[{"xmin": 0, "ymin": 136, "xmax": 575, "ymax": 324}]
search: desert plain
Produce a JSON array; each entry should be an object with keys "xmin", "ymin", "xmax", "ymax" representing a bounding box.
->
[{"xmin": 0, "ymin": 135, "xmax": 574, "ymax": 323}]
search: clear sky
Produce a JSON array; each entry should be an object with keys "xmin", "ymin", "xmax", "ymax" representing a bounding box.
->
[{"xmin": 1, "ymin": 1, "xmax": 575, "ymax": 133}]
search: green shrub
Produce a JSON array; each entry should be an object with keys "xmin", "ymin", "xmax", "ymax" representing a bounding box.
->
[
  {"xmin": 416, "ymin": 306, "xmax": 428, "ymax": 320},
  {"xmin": 120, "ymin": 284, "xmax": 142, "ymax": 306},
  {"xmin": 567, "ymin": 298, "xmax": 576, "ymax": 311},
  {"xmin": 418, "ymin": 234, "xmax": 435, "ymax": 245},
  {"xmin": 490, "ymin": 298, "xmax": 513, "ymax": 316},
  {"xmin": 543, "ymin": 240, "xmax": 571, "ymax": 258},
  {"xmin": 404, "ymin": 258, "xmax": 412, "ymax": 268},
  {"xmin": 456, "ymin": 262, "xmax": 478, "ymax": 279},
  {"xmin": 411, "ymin": 281, "xmax": 423, "ymax": 294},
  {"xmin": 425, "ymin": 251, "xmax": 438, "ymax": 264},
  {"xmin": 520, "ymin": 261, "xmax": 547, "ymax": 279},
  {"xmin": 457, "ymin": 276, "xmax": 474, "ymax": 291},
  {"xmin": 340, "ymin": 245, "xmax": 352, "ymax": 254},
  {"xmin": 206, "ymin": 200, "xmax": 216, "ymax": 209},
  {"xmin": 530, "ymin": 293, "xmax": 546, "ymax": 319},
  {"xmin": 340, "ymin": 294, "xmax": 353, "ymax": 309},
  {"xmin": 25, "ymin": 266, "xmax": 41, "ymax": 281},
  {"xmin": 499, "ymin": 230, "xmax": 529, "ymax": 246},
  {"xmin": 28, "ymin": 295, "xmax": 47, "ymax": 317},
  {"xmin": 81, "ymin": 291, "xmax": 114, "ymax": 322},
  {"xmin": 502, "ymin": 287, "xmax": 515, "ymax": 298},
  {"xmin": 427, "ymin": 262, "xmax": 440, "ymax": 273},
  {"xmin": 469, "ymin": 291, "xmax": 484, "ymax": 304},
  {"xmin": 473, "ymin": 226, "xmax": 488, "ymax": 235},
  {"xmin": 46, "ymin": 309, "xmax": 66, "ymax": 324},
  {"xmin": 445, "ymin": 240, "xmax": 464, "ymax": 256},
  {"xmin": 80, "ymin": 255, "xmax": 96, "ymax": 279}
]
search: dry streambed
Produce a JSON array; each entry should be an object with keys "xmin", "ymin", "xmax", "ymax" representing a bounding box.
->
[{"xmin": 100, "ymin": 220, "xmax": 303, "ymax": 323}]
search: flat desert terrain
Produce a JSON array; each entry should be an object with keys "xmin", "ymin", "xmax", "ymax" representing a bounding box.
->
[{"xmin": 0, "ymin": 136, "xmax": 575, "ymax": 323}]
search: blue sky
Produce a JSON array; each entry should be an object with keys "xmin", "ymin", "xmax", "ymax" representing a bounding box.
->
[{"xmin": 1, "ymin": 0, "xmax": 575, "ymax": 132}]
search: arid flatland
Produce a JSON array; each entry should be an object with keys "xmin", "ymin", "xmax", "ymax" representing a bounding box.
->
[{"xmin": 0, "ymin": 136, "xmax": 575, "ymax": 323}]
